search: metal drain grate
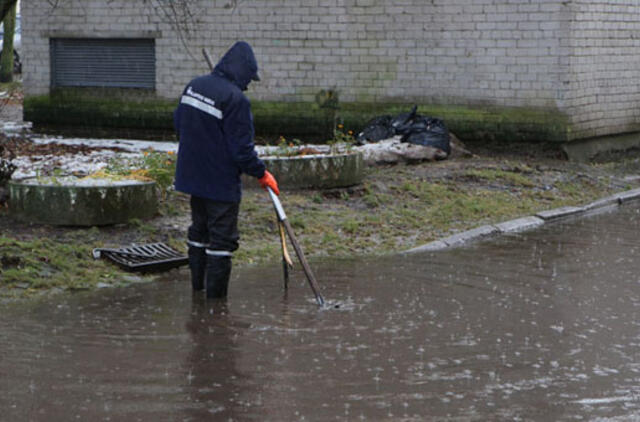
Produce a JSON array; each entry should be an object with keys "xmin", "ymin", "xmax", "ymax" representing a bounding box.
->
[{"xmin": 92, "ymin": 243, "xmax": 188, "ymax": 272}]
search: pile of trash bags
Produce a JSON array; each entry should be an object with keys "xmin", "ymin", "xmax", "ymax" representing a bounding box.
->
[{"xmin": 356, "ymin": 105, "xmax": 451, "ymax": 156}]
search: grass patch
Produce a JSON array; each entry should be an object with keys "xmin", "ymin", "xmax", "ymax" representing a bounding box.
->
[
  {"xmin": 463, "ymin": 168, "xmax": 536, "ymax": 187},
  {"xmin": 0, "ymin": 80, "xmax": 22, "ymax": 93},
  {"xmin": 0, "ymin": 145, "xmax": 626, "ymax": 299},
  {"xmin": 231, "ymin": 160, "xmax": 619, "ymax": 265},
  {"xmin": 0, "ymin": 236, "xmax": 130, "ymax": 295}
]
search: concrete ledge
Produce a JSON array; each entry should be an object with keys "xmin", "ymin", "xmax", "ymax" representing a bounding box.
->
[
  {"xmin": 562, "ymin": 132, "xmax": 640, "ymax": 162},
  {"xmin": 404, "ymin": 240, "xmax": 449, "ymax": 254},
  {"xmin": 43, "ymin": 30, "xmax": 161, "ymax": 39},
  {"xmin": 494, "ymin": 216, "xmax": 545, "ymax": 233},
  {"xmin": 536, "ymin": 206, "xmax": 585, "ymax": 221},
  {"xmin": 9, "ymin": 178, "xmax": 157, "ymax": 226},
  {"xmin": 581, "ymin": 203, "xmax": 619, "ymax": 218},
  {"xmin": 616, "ymin": 187, "xmax": 640, "ymax": 204},
  {"xmin": 440, "ymin": 225, "xmax": 499, "ymax": 247},
  {"xmin": 243, "ymin": 152, "xmax": 364, "ymax": 189},
  {"xmin": 583, "ymin": 195, "xmax": 621, "ymax": 211}
]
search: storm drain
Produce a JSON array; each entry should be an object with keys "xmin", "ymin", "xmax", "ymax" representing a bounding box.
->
[{"xmin": 92, "ymin": 243, "xmax": 188, "ymax": 272}]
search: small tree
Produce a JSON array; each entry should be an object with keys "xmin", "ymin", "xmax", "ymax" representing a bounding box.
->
[
  {"xmin": 0, "ymin": 1, "xmax": 16, "ymax": 82},
  {"xmin": 0, "ymin": 0, "xmax": 17, "ymax": 23}
]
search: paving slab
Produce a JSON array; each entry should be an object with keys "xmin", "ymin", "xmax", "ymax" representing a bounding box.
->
[
  {"xmin": 616, "ymin": 187, "xmax": 640, "ymax": 204},
  {"xmin": 536, "ymin": 206, "xmax": 585, "ymax": 221},
  {"xmin": 441, "ymin": 225, "xmax": 499, "ymax": 247},
  {"xmin": 580, "ymin": 203, "xmax": 619, "ymax": 218},
  {"xmin": 495, "ymin": 216, "xmax": 545, "ymax": 233},
  {"xmin": 583, "ymin": 195, "xmax": 621, "ymax": 211},
  {"xmin": 404, "ymin": 240, "xmax": 449, "ymax": 254}
]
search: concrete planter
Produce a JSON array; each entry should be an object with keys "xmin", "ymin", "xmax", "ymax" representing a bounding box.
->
[
  {"xmin": 245, "ymin": 151, "xmax": 364, "ymax": 190},
  {"xmin": 8, "ymin": 177, "xmax": 157, "ymax": 226}
]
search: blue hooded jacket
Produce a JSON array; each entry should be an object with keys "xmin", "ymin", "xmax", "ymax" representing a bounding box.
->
[{"xmin": 173, "ymin": 41, "xmax": 266, "ymax": 202}]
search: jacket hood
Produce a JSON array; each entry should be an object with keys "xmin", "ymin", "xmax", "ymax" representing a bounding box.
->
[{"xmin": 213, "ymin": 41, "xmax": 260, "ymax": 91}]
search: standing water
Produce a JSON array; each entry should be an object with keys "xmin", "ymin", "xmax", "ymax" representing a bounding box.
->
[{"xmin": 2, "ymin": 206, "xmax": 640, "ymax": 421}]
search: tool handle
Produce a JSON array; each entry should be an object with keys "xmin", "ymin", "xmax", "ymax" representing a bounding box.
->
[
  {"xmin": 202, "ymin": 48, "xmax": 215, "ymax": 71},
  {"xmin": 282, "ymin": 219, "xmax": 325, "ymax": 306},
  {"xmin": 265, "ymin": 187, "xmax": 324, "ymax": 306},
  {"xmin": 267, "ymin": 187, "xmax": 287, "ymax": 221}
]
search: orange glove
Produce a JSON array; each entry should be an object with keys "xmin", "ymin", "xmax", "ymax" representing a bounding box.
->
[{"xmin": 258, "ymin": 170, "xmax": 279, "ymax": 195}]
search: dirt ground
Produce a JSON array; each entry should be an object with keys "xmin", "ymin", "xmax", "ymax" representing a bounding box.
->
[
  {"xmin": 2, "ymin": 96, "xmax": 640, "ymax": 298},
  {"xmin": 1, "ymin": 129, "xmax": 637, "ymax": 250}
]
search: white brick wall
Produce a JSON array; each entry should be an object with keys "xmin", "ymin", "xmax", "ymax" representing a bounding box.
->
[
  {"xmin": 564, "ymin": 0, "xmax": 640, "ymax": 140},
  {"xmin": 21, "ymin": 0, "xmax": 640, "ymax": 141}
]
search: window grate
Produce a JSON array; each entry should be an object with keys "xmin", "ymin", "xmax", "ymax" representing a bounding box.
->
[{"xmin": 51, "ymin": 38, "xmax": 156, "ymax": 89}]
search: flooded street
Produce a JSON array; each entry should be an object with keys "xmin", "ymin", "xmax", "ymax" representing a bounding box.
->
[{"xmin": 2, "ymin": 205, "xmax": 640, "ymax": 421}]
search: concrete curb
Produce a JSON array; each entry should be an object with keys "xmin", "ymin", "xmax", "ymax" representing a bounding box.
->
[
  {"xmin": 403, "ymin": 189, "xmax": 640, "ymax": 254},
  {"xmin": 441, "ymin": 225, "xmax": 499, "ymax": 246},
  {"xmin": 616, "ymin": 187, "xmax": 640, "ymax": 204},
  {"xmin": 405, "ymin": 240, "xmax": 449, "ymax": 253},
  {"xmin": 535, "ymin": 206, "xmax": 584, "ymax": 221},
  {"xmin": 495, "ymin": 216, "xmax": 545, "ymax": 233}
]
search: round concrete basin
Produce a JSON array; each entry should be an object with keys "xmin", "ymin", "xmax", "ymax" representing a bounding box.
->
[
  {"xmin": 8, "ymin": 177, "xmax": 157, "ymax": 226},
  {"xmin": 245, "ymin": 151, "xmax": 364, "ymax": 190}
]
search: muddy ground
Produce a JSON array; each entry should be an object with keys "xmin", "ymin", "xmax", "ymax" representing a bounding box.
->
[
  {"xmin": 1, "ymin": 133, "xmax": 637, "ymax": 250},
  {"xmin": 2, "ymin": 95, "xmax": 640, "ymax": 298}
]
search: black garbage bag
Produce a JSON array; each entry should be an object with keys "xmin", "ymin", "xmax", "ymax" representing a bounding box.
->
[
  {"xmin": 390, "ymin": 105, "xmax": 418, "ymax": 135},
  {"xmin": 356, "ymin": 115, "xmax": 395, "ymax": 144},
  {"xmin": 400, "ymin": 117, "xmax": 451, "ymax": 155},
  {"xmin": 356, "ymin": 105, "xmax": 451, "ymax": 156},
  {"xmin": 356, "ymin": 106, "xmax": 419, "ymax": 144}
]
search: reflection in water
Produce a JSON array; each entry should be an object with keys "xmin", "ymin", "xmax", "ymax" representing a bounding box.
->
[
  {"xmin": 183, "ymin": 296, "xmax": 248, "ymax": 420},
  {"xmin": 1, "ymin": 205, "xmax": 640, "ymax": 420}
]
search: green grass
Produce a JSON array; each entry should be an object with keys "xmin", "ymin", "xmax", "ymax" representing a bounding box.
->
[
  {"xmin": 0, "ymin": 237, "xmax": 129, "ymax": 295},
  {"xmin": 0, "ymin": 153, "xmax": 622, "ymax": 299},
  {"xmin": 0, "ymin": 80, "xmax": 21, "ymax": 93},
  {"xmin": 232, "ymin": 163, "xmax": 617, "ymax": 264},
  {"xmin": 462, "ymin": 168, "xmax": 536, "ymax": 187}
]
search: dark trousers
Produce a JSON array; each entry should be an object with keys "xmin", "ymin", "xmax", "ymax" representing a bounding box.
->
[
  {"xmin": 188, "ymin": 196, "xmax": 240, "ymax": 252},
  {"xmin": 187, "ymin": 196, "xmax": 239, "ymax": 298}
]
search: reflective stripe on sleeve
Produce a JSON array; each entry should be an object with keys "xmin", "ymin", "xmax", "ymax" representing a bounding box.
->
[{"xmin": 187, "ymin": 240, "xmax": 208, "ymax": 248}]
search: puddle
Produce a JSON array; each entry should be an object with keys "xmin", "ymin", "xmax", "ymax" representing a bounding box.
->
[{"xmin": 2, "ymin": 205, "xmax": 640, "ymax": 420}]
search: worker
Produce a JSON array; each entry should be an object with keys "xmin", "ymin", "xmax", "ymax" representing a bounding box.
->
[{"xmin": 173, "ymin": 41, "xmax": 279, "ymax": 299}]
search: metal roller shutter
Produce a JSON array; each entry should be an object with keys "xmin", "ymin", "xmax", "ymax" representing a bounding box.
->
[{"xmin": 51, "ymin": 38, "xmax": 155, "ymax": 89}]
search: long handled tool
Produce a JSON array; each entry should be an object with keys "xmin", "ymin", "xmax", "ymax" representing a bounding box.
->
[{"xmin": 268, "ymin": 187, "xmax": 325, "ymax": 306}]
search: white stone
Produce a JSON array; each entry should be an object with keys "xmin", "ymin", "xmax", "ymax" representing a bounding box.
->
[{"xmin": 356, "ymin": 138, "xmax": 447, "ymax": 165}]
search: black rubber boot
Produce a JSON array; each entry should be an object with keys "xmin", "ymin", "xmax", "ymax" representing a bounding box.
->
[
  {"xmin": 188, "ymin": 245, "xmax": 207, "ymax": 291},
  {"xmin": 206, "ymin": 256, "xmax": 232, "ymax": 299}
]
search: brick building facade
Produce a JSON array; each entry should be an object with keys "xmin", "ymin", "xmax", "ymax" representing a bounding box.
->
[{"xmin": 20, "ymin": 0, "xmax": 640, "ymax": 144}]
